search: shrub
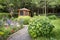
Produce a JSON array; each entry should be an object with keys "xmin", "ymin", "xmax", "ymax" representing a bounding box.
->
[
  {"xmin": 28, "ymin": 16, "xmax": 54, "ymax": 38},
  {"xmin": 0, "ymin": 13, "xmax": 10, "ymax": 19},
  {"xmin": 0, "ymin": 32, "xmax": 4, "ymax": 36},
  {"xmin": 48, "ymin": 15, "xmax": 57, "ymax": 20},
  {"xmin": 17, "ymin": 16, "xmax": 31, "ymax": 25},
  {"xmin": 0, "ymin": 27, "xmax": 12, "ymax": 39}
]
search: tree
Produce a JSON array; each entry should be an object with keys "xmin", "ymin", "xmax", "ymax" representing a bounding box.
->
[
  {"xmin": 0, "ymin": 0, "xmax": 60, "ymax": 16},
  {"xmin": 48, "ymin": 0, "xmax": 57, "ymax": 13}
]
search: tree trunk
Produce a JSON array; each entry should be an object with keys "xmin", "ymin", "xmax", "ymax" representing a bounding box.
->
[
  {"xmin": 45, "ymin": 0, "xmax": 46, "ymax": 16},
  {"xmin": 10, "ymin": 8, "xmax": 14, "ymax": 17},
  {"xmin": 53, "ymin": 8, "xmax": 54, "ymax": 14},
  {"xmin": 43, "ymin": 8, "xmax": 44, "ymax": 14},
  {"xmin": 10, "ymin": 10, "xmax": 13, "ymax": 17},
  {"xmin": 38, "ymin": 8, "xmax": 39, "ymax": 15},
  {"xmin": 46, "ymin": 7, "xmax": 48, "ymax": 14}
]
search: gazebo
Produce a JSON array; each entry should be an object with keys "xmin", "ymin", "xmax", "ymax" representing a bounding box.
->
[{"xmin": 18, "ymin": 8, "xmax": 30, "ymax": 16}]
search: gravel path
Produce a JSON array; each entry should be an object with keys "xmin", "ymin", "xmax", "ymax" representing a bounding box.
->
[{"xmin": 7, "ymin": 25, "xmax": 32, "ymax": 40}]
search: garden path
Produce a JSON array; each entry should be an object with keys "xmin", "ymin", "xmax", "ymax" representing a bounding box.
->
[{"xmin": 7, "ymin": 25, "xmax": 32, "ymax": 40}]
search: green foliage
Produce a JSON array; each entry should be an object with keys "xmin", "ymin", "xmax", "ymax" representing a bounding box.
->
[
  {"xmin": 0, "ymin": 25, "xmax": 23, "ymax": 40},
  {"xmin": 32, "ymin": 18, "xmax": 60, "ymax": 40},
  {"xmin": 0, "ymin": 13, "xmax": 10, "ymax": 19},
  {"xmin": 0, "ymin": 5, "xmax": 4, "ymax": 9},
  {"xmin": 28, "ymin": 16, "xmax": 54, "ymax": 38},
  {"xmin": 0, "ymin": 0, "xmax": 60, "ymax": 14},
  {"xmin": 17, "ymin": 16, "xmax": 31, "ymax": 25},
  {"xmin": 0, "ymin": 27, "xmax": 12, "ymax": 39},
  {"xmin": 48, "ymin": 15, "xmax": 57, "ymax": 20}
]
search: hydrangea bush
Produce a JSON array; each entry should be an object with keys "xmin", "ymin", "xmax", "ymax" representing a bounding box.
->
[{"xmin": 28, "ymin": 16, "xmax": 55, "ymax": 38}]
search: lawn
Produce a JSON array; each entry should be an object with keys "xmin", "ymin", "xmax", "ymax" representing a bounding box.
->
[
  {"xmin": 32, "ymin": 18, "xmax": 60, "ymax": 40},
  {"xmin": 51, "ymin": 18, "xmax": 60, "ymax": 40}
]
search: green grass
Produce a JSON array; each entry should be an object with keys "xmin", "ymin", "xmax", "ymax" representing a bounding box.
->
[
  {"xmin": 32, "ymin": 18, "xmax": 60, "ymax": 40},
  {"xmin": 51, "ymin": 19, "xmax": 60, "ymax": 40}
]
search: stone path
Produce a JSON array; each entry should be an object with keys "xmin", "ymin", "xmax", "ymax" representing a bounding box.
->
[{"xmin": 7, "ymin": 25, "xmax": 32, "ymax": 40}]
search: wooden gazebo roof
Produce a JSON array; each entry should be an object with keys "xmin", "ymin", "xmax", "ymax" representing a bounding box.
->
[{"xmin": 18, "ymin": 8, "xmax": 30, "ymax": 11}]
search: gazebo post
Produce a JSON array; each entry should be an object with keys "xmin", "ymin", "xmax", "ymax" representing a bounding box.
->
[
  {"xmin": 18, "ymin": 10, "xmax": 20, "ymax": 16},
  {"xmin": 23, "ymin": 11, "xmax": 26, "ymax": 16},
  {"xmin": 27, "ymin": 12, "xmax": 29, "ymax": 16}
]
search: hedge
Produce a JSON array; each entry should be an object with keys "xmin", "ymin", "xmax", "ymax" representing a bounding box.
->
[{"xmin": 0, "ymin": 13, "xmax": 10, "ymax": 19}]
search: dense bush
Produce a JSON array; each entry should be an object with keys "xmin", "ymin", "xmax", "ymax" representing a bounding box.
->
[
  {"xmin": 0, "ymin": 27, "xmax": 12, "ymax": 39},
  {"xmin": 28, "ymin": 16, "xmax": 54, "ymax": 38},
  {"xmin": 17, "ymin": 16, "xmax": 31, "ymax": 25},
  {"xmin": 48, "ymin": 15, "xmax": 57, "ymax": 20},
  {"xmin": 0, "ymin": 13, "xmax": 10, "ymax": 19}
]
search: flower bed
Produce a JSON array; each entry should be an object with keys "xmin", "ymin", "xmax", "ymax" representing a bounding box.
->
[
  {"xmin": 0, "ymin": 18, "xmax": 23, "ymax": 40},
  {"xmin": 0, "ymin": 26, "xmax": 23, "ymax": 40}
]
